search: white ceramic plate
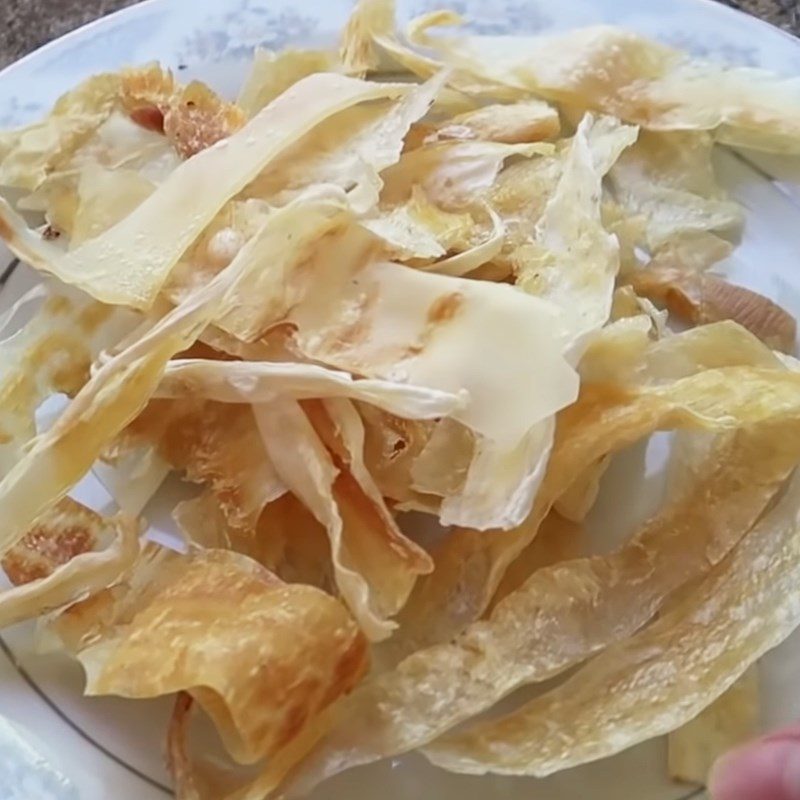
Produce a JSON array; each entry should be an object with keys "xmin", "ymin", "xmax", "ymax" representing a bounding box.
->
[{"xmin": 2, "ymin": 1, "xmax": 800, "ymax": 799}]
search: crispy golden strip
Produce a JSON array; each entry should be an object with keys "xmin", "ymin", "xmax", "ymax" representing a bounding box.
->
[
  {"xmin": 424, "ymin": 469, "xmax": 800, "ymax": 776},
  {"xmin": 285, "ymin": 368, "xmax": 800, "ymax": 794},
  {"xmin": 167, "ymin": 692, "xmax": 337, "ymax": 800},
  {"xmin": 389, "ymin": 323, "xmax": 785, "ymax": 660},
  {"xmin": 78, "ymin": 548, "xmax": 368, "ymax": 766},
  {"xmin": 248, "ymin": 73, "xmax": 447, "ymax": 215}
]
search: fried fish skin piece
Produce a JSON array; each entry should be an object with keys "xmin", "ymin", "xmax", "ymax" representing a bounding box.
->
[
  {"xmin": 0, "ymin": 499, "xmax": 141, "ymax": 630},
  {"xmin": 416, "ymin": 22, "xmax": 800, "ymax": 153},
  {"xmin": 431, "ymin": 99, "xmax": 560, "ymax": 144},
  {"xmin": 424, "ymin": 463, "xmax": 800, "ymax": 777},
  {"xmin": 72, "ymin": 548, "xmax": 368, "ymax": 767},
  {"xmin": 631, "ymin": 266, "xmax": 797, "ymax": 353},
  {"xmin": 282, "ymin": 367, "xmax": 800, "ymax": 796}
]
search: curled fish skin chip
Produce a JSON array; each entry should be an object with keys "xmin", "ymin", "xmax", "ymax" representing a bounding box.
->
[{"xmin": 424, "ymin": 467, "xmax": 800, "ymax": 776}]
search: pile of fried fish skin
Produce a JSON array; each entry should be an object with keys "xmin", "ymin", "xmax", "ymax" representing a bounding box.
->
[{"xmin": 2, "ymin": 0, "xmax": 800, "ymax": 796}]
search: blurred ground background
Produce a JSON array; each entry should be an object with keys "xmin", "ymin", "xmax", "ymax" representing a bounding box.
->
[{"xmin": 0, "ymin": 0, "xmax": 797, "ymax": 69}]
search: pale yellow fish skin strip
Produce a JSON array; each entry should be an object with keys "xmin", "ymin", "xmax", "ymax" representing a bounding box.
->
[
  {"xmin": 424, "ymin": 465, "xmax": 800, "ymax": 776},
  {"xmin": 0, "ymin": 74, "xmax": 408, "ymax": 309},
  {"xmin": 283, "ymin": 368, "xmax": 800, "ymax": 795}
]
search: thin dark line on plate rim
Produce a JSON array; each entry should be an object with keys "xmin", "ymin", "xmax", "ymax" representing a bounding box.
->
[
  {"xmin": 0, "ymin": 634, "xmax": 172, "ymax": 795},
  {"xmin": 0, "ymin": 258, "xmax": 20, "ymax": 286}
]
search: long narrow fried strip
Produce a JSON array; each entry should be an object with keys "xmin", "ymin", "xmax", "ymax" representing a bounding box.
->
[
  {"xmin": 424, "ymin": 468, "xmax": 800, "ymax": 776},
  {"xmin": 0, "ymin": 75, "xmax": 409, "ymax": 308},
  {"xmin": 284, "ymin": 368, "xmax": 800, "ymax": 794},
  {"xmin": 155, "ymin": 358, "xmax": 465, "ymax": 419}
]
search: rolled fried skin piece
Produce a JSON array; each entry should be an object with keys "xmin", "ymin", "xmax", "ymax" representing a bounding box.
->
[
  {"xmin": 0, "ymin": 498, "xmax": 141, "ymax": 630},
  {"xmin": 431, "ymin": 99, "xmax": 560, "ymax": 144},
  {"xmin": 631, "ymin": 266, "xmax": 797, "ymax": 353}
]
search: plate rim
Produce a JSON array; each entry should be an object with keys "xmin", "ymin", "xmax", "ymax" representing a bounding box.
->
[{"xmin": 1, "ymin": 0, "xmax": 799, "ymax": 86}]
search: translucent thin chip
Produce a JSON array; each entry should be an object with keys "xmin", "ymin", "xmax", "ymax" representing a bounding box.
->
[
  {"xmin": 74, "ymin": 548, "xmax": 368, "ymax": 767},
  {"xmin": 285, "ymin": 365, "xmax": 800, "ymax": 795},
  {"xmin": 424, "ymin": 467, "xmax": 800, "ymax": 776}
]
